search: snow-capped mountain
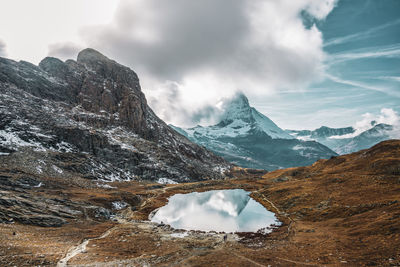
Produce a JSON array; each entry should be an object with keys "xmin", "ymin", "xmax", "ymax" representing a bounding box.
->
[
  {"xmin": 287, "ymin": 126, "xmax": 355, "ymax": 140},
  {"xmin": 334, "ymin": 123, "xmax": 394, "ymax": 154},
  {"xmin": 288, "ymin": 123, "xmax": 396, "ymax": 154},
  {"xmin": 0, "ymin": 49, "xmax": 231, "ymax": 183},
  {"xmin": 181, "ymin": 93, "xmax": 293, "ymax": 141},
  {"xmin": 171, "ymin": 93, "xmax": 337, "ymax": 170},
  {"xmin": 212, "ymin": 93, "xmax": 294, "ymax": 139}
]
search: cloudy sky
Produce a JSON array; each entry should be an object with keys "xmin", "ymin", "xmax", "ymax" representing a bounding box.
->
[{"xmin": 0, "ymin": 0, "xmax": 399, "ymax": 130}]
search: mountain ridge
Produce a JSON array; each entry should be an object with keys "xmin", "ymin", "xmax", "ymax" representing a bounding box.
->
[
  {"xmin": 172, "ymin": 93, "xmax": 337, "ymax": 170},
  {"xmin": 288, "ymin": 123, "xmax": 396, "ymax": 154},
  {"xmin": 0, "ymin": 48, "xmax": 231, "ymax": 183}
]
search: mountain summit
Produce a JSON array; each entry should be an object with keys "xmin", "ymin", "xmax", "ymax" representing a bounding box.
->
[
  {"xmin": 172, "ymin": 93, "xmax": 337, "ymax": 170},
  {"xmin": 217, "ymin": 93, "xmax": 293, "ymax": 139}
]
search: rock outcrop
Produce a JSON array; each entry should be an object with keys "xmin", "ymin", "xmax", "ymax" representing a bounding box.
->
[{"xmin": 0, "ymin": 48, "xmax": 231, "ymax": 183}]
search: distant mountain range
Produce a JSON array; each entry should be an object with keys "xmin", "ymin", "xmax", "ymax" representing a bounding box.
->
[
  {"xmin": 172, "ymin": 93, "xmax": 337, "ymax": 170},
  {"xmin": 287, "ymin": 122, "xmax": 395, "ymax": 155}
]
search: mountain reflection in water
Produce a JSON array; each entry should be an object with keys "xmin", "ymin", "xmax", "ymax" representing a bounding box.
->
[{"xmin": 151, "ymin": 189, "xmax": 280, "ymax": 233}]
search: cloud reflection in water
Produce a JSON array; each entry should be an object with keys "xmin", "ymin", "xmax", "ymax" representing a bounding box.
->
[{"xmin": 151, "ymin": 189, "xmax": 280, "ymax": 232}]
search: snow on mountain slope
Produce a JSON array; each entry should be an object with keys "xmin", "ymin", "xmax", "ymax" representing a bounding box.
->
[
  {"xmin": 171, "ymin": 93, "xmax": 337, "ymax": 170},
  {"xmin": 288, "ymin": 126, "xmax": 355, "ymax": 140},
  {"xmin": 252, "ymin": 108, "xmax": 294, "ymax": 139},
  {"xmin": 334, "ymin": 123, "xmax": 394, "ymax": 154},
  {"xmin": 186, "ymin": 93, "xmax": 293, "ymax": 140},
  {"xmin": 288, "ymin": 123, "xmax": 396, "ymax": 154}
]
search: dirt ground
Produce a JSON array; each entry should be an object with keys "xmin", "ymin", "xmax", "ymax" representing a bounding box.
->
[{"xmin": 1, "ymin": 140, "xmax": 400, "ymax": 266}]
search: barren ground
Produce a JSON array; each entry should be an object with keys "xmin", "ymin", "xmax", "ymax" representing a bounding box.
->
[{"xmin": 1, "ymin": 141, "xmax": 400, "ymax": 266}]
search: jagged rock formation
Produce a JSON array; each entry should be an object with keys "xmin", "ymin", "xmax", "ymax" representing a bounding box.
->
[
  {"xmin": 172, "ymin": 93, "xmax": 337, "ymax": 170},
  {"xmin": 0, "ymin": 48, "xmax": 231, "ymax": 183}
]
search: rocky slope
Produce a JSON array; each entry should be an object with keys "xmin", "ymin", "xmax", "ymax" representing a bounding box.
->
[
  {"xmin": 1, "ymin": 140, "xmax": 399, "ymax": 266},
  {"xmin": 288, "ymin": 123, "xmax": 395, "ymax": 154},
  {"xmin": 0, "ymin": 49, "xmax": 231, "ymax": 184},
  {"xmin": 172, "ymin": 93, "xmax": 337, "ymax": 170}
]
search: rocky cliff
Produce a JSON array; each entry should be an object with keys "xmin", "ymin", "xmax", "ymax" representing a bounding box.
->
[{"xmin": 0, "ymin": 48, "xmax": 231, "ymax": 183}]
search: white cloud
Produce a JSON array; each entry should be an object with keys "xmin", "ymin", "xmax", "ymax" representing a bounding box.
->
[
  {"xmin": 329, "ymin": 44, "xmax": 400, "ymax": 64},
  {"xmin": 0, "ymin": 0, "xmax": 338, "ymax": 128},
  {"xmin": 0, "ymin": 39, "xmax": 7, "ymax": 57},
  {"xmin": 48, "ymin": 42, "xmax": 83, "ymax": 61},
  {"xmin": 305, "ymin": 0, "xmax": 338, "ymax": 19},
  {"xmin": 0, "ymin": 0, "xmax": 119, "ymax": 63},
  {"xmin": 80, "ymin": 0, "xmax": 337, "ymax": 127},
  {"xmin": 356, "ymin": 108, "xmax": 399, "ymax": 131},
  {"xmin": 379, "ymin": 76, "xmax": 400, "ymax": 82},
  {"xmin": 324, "ymin": 18, "xmax": 400, "ymax": 47},
  {"xmin": 331, "ymin": 108, "xmax": 400, "ymax": 139},
  {"xmin": 326, "ymin": 74, "xmax": 400, "ymax": 98}
]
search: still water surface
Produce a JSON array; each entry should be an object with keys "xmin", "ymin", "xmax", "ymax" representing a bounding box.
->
[{"xmin": 151, "ymin": 189, "xmax": 280, "ymax": 233}]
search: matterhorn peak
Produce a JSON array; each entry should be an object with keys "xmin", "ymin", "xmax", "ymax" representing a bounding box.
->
[
  {"xmin": 211, "ymin": 92, "xmax": 293, "ymax": 139},
  {"xmin": 219, "ymin": 92, "xmax": 253, "ymax": 124},
  {"xmin": 227, "ymin": 92, "xmax": 250, "ymax": 107}
]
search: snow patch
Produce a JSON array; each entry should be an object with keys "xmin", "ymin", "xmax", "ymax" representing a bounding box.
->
[
  {"xmin": 97, "ymin": 183, "xmax": 116, "ymax": 189},
  {"xmin": 52, "ymin": 165, "xmax": 63, "ymax": 174},
  {"xmin": 104, "ymin": 127, "xmax": 139, "ymax": 152},
  {"xmin": 36, "ymin": 166, "xmax": 43, "ymax": 174},
  {"xmin": 213, "ymin": 165, "xmax": 229, "ymax": 174},
  {"xmin": 157, "ymin": 178, "xmax": 178, "ymax": 184},
  {"xmin": 112, "ymin": 201, "xmax": 128, "ymax": 210},
  {"xmin": 170, "ymin": 232, "xmax": 189, "ymax": 238},
  {"xmin": 296, "ymin": 135, "xmax": 314, "ymax": 141},
  {"xmin": 34, "ymin": 182, "xmax": 43, "ymax": 188},
  {"xmin": 0, "ymin": 130, "xmax": 43, "ymax": 149},
  {"xmin": 292, "ymin": 145, "xmax": 304, "ymax": 151},
  {"xmin": 56, "ymin": 141, "xmax": 75, "ymax": 153}
]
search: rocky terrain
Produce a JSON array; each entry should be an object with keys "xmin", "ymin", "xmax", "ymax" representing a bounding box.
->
[
  {"xmin": 172, "ymin": 93, "xmax": 337, "ymax": 170},
  {"xmin": 0, "ymin": 49, "xmax": 231, "ymax": 184},
  {"xmin": 0, "ymin": 140, "xmax": 399, "ymax": 266}
]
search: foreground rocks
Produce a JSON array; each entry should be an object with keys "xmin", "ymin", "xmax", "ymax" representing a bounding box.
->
[{"xmin": 0, "ymin": 140, "xmax": 399, "ymax": 266}]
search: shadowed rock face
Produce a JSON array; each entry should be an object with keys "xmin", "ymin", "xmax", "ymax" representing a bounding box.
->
[
  {"xmin": 0, "ymin": 48, "xmax": 231, "ymax": 183},
  {"xmin": 38, "ymin": 48, "xmax": 151, "ymax": 138}
]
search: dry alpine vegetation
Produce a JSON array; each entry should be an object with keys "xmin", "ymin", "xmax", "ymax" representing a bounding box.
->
[{"xmin": 0, "ymin": 140, "xmax": 399, "ymax": 266}]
